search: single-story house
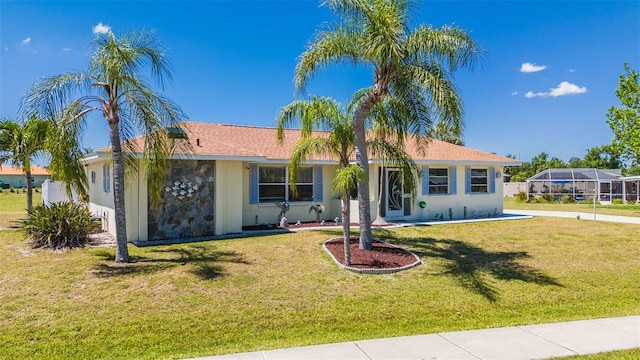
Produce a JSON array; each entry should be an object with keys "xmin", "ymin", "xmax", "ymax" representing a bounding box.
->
[
  {"xmin": 83, "ymin": 122, "xmax": 520, "ymax": 244},
  {"xmin": 526, "ymin": 168, "xmax": 638, "ymax": 203},
  {"xmin": 0, "ymin": 165, "xmax": 50, "ymax": 188}
]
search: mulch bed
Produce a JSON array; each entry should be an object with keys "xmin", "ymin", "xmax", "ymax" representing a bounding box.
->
[
  {"xmin": 243, "ymin": 221, "xmax": 393, "ymax": 231},
  {"xmin": 324, "ymin": 237, "xmax": 419, "ymax": 270}
]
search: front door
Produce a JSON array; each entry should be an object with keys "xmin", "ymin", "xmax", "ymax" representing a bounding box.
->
[{"xmin": 386, "ymin": 168, "xmax": 404, "ymax": 218}]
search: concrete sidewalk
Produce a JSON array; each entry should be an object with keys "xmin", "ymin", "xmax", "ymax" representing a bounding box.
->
[
  {"xmin": 193, "ymin": 316, "xmax": 639, "ymax": 360},
  {"xmin": 504, "ymin": 209, "xmax": 640, "ymax": 224}
]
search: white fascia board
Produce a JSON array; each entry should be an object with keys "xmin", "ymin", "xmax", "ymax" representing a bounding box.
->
[
  {"xmin": 172, "ymin": 154, "xmax": 268, "ymax": 162},
  {"xmin": 371, "ymin": 159, "xmax": 522, "ymax": 166},
  {"xmin": 81, "ymin": 151, "xmax": 111, "ymax": 164},
  {"xmin": 260, "ymin": 159, "xmax": 338, "ymax": 165}
]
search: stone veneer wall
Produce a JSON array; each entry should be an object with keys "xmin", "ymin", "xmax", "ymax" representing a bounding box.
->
[{"xmin": 147, "ymin": 160, "xmax": 215, "ymax": 241}]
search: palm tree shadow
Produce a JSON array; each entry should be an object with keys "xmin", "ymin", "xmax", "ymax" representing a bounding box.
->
[
  {"xmin": 381, "ymin": 231, "xmax": 563, "ymax": 302},
  {"xmin": 92, "ymin": 245, "xmax": 251, "ymax": 280}
]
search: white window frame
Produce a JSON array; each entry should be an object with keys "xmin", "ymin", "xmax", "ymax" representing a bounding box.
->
[
  {"xmin": 258, "ymin": 166, "xmax": 314, "ymax": 203},
  {"xmin": 428, "ymin": 168, "xmax": 449, "ymax": 194},
  {"xmin": 470, "ymin": 168, "xmax": 488, "ymax": 193}
]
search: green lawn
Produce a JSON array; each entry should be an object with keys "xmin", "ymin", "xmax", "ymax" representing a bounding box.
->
[
  {"xmin": 555, "ymin": 349, "xmax": 640, "ymax": 359},
  {"xmin": 0, "ymin": 190, "xmax": 42, "ymax": 228},
  {"xmin": 1, "ymin": 217, "xmax": 638, "ymax": 359},
  {"xmin": 504, "ymin": 197, "xmax": 640, "ymax": 218}
]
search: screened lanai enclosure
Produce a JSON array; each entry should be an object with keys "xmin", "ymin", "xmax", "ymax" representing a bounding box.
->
[{"xmin": 527, "ymin": 168, "xmax": 639, "ymax": 203}]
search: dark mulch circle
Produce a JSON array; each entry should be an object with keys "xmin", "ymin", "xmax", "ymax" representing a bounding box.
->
[{"xmin": 324, "ymin": 237, "xmax": 418, "ymax": 270}]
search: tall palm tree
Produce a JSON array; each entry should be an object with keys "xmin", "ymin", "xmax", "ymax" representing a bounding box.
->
[
  {"xmin": 276, "ymin": 95, "xmax": 418, "ymax": 263},
  {"xmin": 0, "ymin": 117, "xmax": 49, "ymax": 212},
  {"xmin": 24, "ymin": 30, "xmax": 188, "ymax": 263},
  {"xmin": 295, "ymin": 0, "xmax": 483, "ymax": 249}
]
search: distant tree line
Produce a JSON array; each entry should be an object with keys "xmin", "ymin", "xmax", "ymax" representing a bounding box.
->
[{"xmin": 503, "ymin": 146, "xmax": 637, "ymax": 182}]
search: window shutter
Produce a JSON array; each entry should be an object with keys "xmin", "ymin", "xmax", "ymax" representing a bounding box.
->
[
  {"xmin": 465, "ymin": 167, "xmax": 471, "ymax": 194},
  {"xmin": 315, "ymin": 166, "xmax": 323, "ymax": 202},
  {"xmin": 422, "ymin": 166, "xmax": 429, "ymax": 195},
  {"xmin": 450, "ymin": 166, "xmax": 457, "ymax": 195},
  {"xmin": 490, "ymin": 167, "xmax": 496, "ymax": 194},
  {"xmin": 249, "ymin": 165, "xmax": 258, "ymax": 204}
]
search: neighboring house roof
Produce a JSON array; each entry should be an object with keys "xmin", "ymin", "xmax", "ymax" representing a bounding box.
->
[
  {"xmin": 0, "ymin": 165, "xmax": 50, "ymax": 176},
  {"xmin": 90, "ymin": 121, "xmax": 519, "ymax": 165}
]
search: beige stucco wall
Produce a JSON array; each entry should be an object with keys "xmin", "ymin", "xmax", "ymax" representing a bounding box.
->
[
  {"xmin": 87, "ymin": 157, "xmax": 509, "ymax": 242},
  {"xmin": 86, "ymin": 159, "xmax": 147, "ymax": 242},
  {"xmin": 125, "ymin": 167, "xmax": 147, "ymax": 243},
  {"xmin": 215, "ymin": 160, "xmax": 243, "ymax": 234},
  {"xmin": 351, "ymin": 164, "xmax": 507, "ymax": 222},
  {"xmin": 86, "ymin": 160, "xmax": 116, "ymax": 236}
]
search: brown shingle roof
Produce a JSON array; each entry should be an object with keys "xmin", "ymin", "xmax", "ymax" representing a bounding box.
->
[
  {"xmin": 0, "ymin": 165, "xmax": 50, "ymax": 176},
  {"xmin": 97, "ymin": 121, "xmax": 518, "ymax": 165}
]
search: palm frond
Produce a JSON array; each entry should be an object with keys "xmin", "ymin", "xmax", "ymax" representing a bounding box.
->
[{"xmin": 295, "ymin": 27, "xmax": 360, "ymax": 92}]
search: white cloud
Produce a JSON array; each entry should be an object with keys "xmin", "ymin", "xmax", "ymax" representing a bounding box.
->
[
  {"xmin": 511, "ymin": 91, "xmax": 518, "ymax": 96},
  {"xmin": 62, "ymin": 47, "xmax": 71, "ymax": 52},
  {"xmin": 4, "ymin": 46, "xmax": 8, "ymax": 52},
  {"xmin": 548, "ymin": 81, "xmax": 587, "ymax": 96},
  {"xmin": 524, "ymin": 91, "xmax": 544, "ymax": 98},
  {"xmin": 520, "ymin": 62, "xmax": 546, "ymax": 73},
  {"xmin": 92, "ymin": 23, "xmax": 111, "ymax": 34},
  {"xmin": 21, "ymin": 37, "xmax": 31, "ymax": 45},
  {"xmin": 569, "ymin": 69, "xmax": 575, "ymax": 73},
  {"xmin": 524, "ymin": 81, "xmax": 587, "ymax": 98}
]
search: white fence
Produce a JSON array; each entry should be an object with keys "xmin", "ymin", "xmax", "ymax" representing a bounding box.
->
[
  {"xmin": 503, "ymin": 182, "xmax": 526, "ymax": 197},
  {"xmin": 41, "ymin": 179, "xmax": 78, "ymax": 206}
]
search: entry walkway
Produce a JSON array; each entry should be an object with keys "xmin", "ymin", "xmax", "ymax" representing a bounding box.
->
[
  {"xmin": 504, "ymin": 209, "xmax": 640, "ymax": 224},
  {"xmin": 193, "ymin": 316, "xmax": 639, "ymax": 360}
]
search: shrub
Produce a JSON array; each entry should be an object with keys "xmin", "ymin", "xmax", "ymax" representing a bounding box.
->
[
  {"xmin": 612, "ymin": 198, "xmax": 624, "ymax": 205},
  {"xmin": 561, "ymin": 195, "xmax": 576, "ymax": 204},
  {"xmin": 21, "ymin": 202, "xmax": 97, "ymax": 250},
  {"xmin": 516, "ymin": 190, "xmax": 527, "ymax": 202},
  {"xmin": 542, "ymin": 194, "xmax": 554, "ymax": 203}
]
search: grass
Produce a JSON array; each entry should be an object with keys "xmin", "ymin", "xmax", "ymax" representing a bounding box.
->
[
  {"xmin": 504, "ymin": 197, "xmax": 640, "ymax": 217},
  {"xmin": 555, "ymin": 349, "xmax": 640, "ymax": 359},
  {"xmin": 0, "ymin": 189, "xmax": 41, "ymax": 228},
  {"xmin": 1, "ymin": 217, "xmax": 638, "ymax": 359}
]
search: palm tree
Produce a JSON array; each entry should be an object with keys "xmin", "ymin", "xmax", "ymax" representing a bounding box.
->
[
  {"xmin": 0, "ymin": 117, "xmax": 49, "ymax": 212},
  {"xmin": 277, "ymin": 96, "xmax": 358, "ymax": 263},
  {"xmin": 332, "ymin": 165, "xmax": 364, "ymax": 265},
  {"xmin": 276, "ymin": 95, "xmax": 418, "ymax": 263},
  {"xmin": 429, "ymin": 120, "xmax": 464, "ymax": 145},
  {"xmin": 295, "ymin": 0, "xmax": 483, "ymax": 249},
  {"xmin": 23, "ymin": 30, "xmax": 188, "ymax": 263}
]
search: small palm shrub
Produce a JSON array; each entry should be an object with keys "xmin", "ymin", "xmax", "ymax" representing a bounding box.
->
[
  {"xmin": 516, "ymin": 190, "xmax": 527, "ymax": 202},
  {"xmin": 21, "ymin": 202, "xmax": 97, "ymax": 249},
  {"xmin": 542, "ymin": 194, "xmax": 554, "ymax": 203},
  {"xmin": 561, "ymin": 195, "xmax": 576, "ymax": 204}
]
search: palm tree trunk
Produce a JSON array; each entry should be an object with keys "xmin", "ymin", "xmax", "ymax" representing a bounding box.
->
[
  {"xmin": 24, "ymin": 159, "xmax": 33, "ymax": 212},
  {"xmin": 341, "ymin": 195, "xmax": 351, "ymax": 266},
  {"xmin": 108, "ymin": 120, "xmax": 130, "ymax": 263},
  {"xmin": 353, "ymin": 92, "xmax": 379, "ymax": 250}
]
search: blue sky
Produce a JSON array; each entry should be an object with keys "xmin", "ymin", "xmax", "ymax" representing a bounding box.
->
[{"xmin": 1, "ymin": 0, "xmax": 639, "ymax": 165}]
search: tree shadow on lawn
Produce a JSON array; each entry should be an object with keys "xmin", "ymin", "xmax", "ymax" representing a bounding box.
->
[
  {"xmin": 375, "ymin": 229, "xmax": 563, "ymax": 302},
  {"xmin": 92, "ymin": 244, "xmax": 251, "ymax": 280}
]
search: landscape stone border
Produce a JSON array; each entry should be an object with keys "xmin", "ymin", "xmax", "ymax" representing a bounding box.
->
[{"xmin": 322, "ymin": 238, "xmax": 422, "ymax": 274}]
